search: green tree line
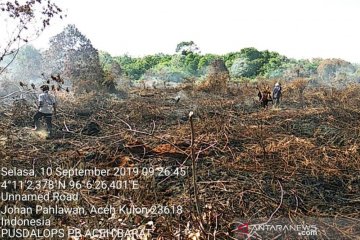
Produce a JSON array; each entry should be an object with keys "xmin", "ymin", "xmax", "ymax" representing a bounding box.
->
[{"xmin": 2, "ymin": 26, "xmax": 359, "ymax": 94}]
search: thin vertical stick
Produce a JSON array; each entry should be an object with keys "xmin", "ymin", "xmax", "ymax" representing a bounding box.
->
[{"xmin": 189, "ymin": 111, "xmax": 200, "ymax": 216}]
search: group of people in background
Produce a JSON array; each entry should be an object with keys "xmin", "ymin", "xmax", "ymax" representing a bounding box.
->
[
  {"xmin": 31, "ymin": 81, "xmax": 282, "ymax": 138},
  {"xmin": 257, "ymin": 82, "xmax": 282, "ymax": 109}
]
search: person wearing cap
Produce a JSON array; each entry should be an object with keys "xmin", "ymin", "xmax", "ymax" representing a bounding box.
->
[
  {"xmin": 272, "ymin": 82, "xmax": 282, "ymax": 108},
  {"xmin": 33, "ymin": 85, "xmax": 56, "ymax": 134}
]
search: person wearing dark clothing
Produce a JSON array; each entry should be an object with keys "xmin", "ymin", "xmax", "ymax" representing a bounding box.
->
[
  {"xmin": 272, "ymin": 82, "xmax": 282, "ymax": 108},
  {"xmin": 257, "ymin": 87, "xmax": 272, "ymax": 109},
  {"xmin": 33, "ymin": 85, "xmax": 56, "ymax": 134}
]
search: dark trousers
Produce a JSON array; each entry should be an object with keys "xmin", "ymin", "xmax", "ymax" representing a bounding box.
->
[
  {"xmin": 274, "ymin": 98, "xmax": 280, "ymax": 108},
  {"xmin": 34, "ymin": 111, "xmax": 52, "ymax": 132},
  {"xmin": 261, "ymin": 100, "xmax": 269, "ymax": 108}
]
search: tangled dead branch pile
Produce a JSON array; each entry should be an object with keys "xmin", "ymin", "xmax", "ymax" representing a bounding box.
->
[{"xmin": 197, "ymin": 59, "xmax": 229, "ymax": 94}]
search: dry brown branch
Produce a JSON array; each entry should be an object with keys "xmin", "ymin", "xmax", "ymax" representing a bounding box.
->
[{"xmin": 189, "ymin": 111, "xmax": 201, "ymax": 217}]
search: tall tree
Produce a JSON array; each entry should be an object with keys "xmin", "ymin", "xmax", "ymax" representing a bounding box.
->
[
  {"xmin": 175, "ymin": 41, "xmax": 200, "ymax": 56},
  {"xmin": 43, "ymin": 24, "xmax": 105, "ymax": 92}
]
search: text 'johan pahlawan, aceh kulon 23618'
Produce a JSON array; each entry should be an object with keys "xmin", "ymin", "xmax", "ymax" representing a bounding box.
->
[{"xmin": 0, "ymin": 165, "xmax": 188, "ymax": 239}]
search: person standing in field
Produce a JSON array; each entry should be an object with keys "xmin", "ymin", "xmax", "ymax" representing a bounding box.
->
[
  {"xmin": 257, "ymin": 86, "xmax": 272, "ymax": 109},
  {"xmin": 33, "ymin": 85, "xmax": 56, "ymax": 135},
  {"xmin": 272, "ymin": 82, "xmax": 282, "ymax": 108}
]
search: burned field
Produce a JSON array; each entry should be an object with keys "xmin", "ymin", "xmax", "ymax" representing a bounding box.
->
[{"xmin": 0, "ymin": 84, "xmax": 359, "ymax": 240}]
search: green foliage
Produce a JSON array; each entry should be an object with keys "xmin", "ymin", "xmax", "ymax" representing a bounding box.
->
[
  {"xmin": 198, "ymin": 54, "xmax": 217, "ymax": 70},
  {"xmin": 114, "ymin": 52, "xmax": 204, "ymax": 81},
  {"xmin": 112, "ymin": 47, "xmax": 289, "ymax": 81},
  {"xmin": 230, "ymin": 57, "xmax": 261, "ymax": 78},
  {"xmin": 99, "ymin": 51, "xmax": 122, "ymax": 92},
  {"xmin": 115, "ymin": 54, "xmax": 171, "ymax": 80},
  {"xmin": 99, "ymin": 51, "xmax": 114, "ymax": 68},
  {"xmin": 264, "ymin": 58, "xmax": 321, "ymax": 79},
  {"xmin": 240, "ymin": 47, "xmax": 263, "ymax": 61},
  {"xmin": 227, "ymin": 48, "xmax": 288, "ymax": 78},
  {"xmin": 143, "ymin": 52, "xmax": 215, "ymax": 82},
  {"xmin": 112, "ymin": 42, "xmax": 218, "ymax": 82},
  {"xmin": 184, "ymin": 52, "xmax": 202, "ymax": 75},
  {"xmin": 258, "ymin": 51, "xmax": 285, "ymax": 77},
  {"xmin": 145, "ymin": 55, "xmax": 190, "ymax": 82},
  {"xmin": 106, "ymin": 46, "xmax": 357, "ymax": 85},
  {"xmin": 223, "ymin": 52, "xmax": 242, "ymax": 69}
]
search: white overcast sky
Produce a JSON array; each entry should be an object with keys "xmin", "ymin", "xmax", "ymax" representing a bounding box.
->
[{"xmin": 30, "ymin": 0, "xmax": 360, "ymax": 63}]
